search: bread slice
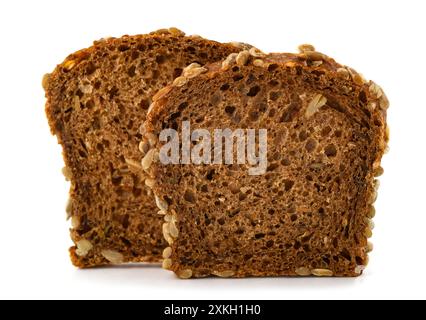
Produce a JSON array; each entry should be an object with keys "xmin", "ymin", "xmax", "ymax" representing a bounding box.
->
[
  {"xmin": 43, "ymin": 28, "xmax": 242, "ymax": 267},
  {"xmin": 143, "ymin": 46, "xmax": 389, "ymax": 278}
]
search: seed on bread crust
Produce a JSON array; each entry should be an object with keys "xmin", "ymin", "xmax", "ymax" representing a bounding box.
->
[
  {"xmin": 101, "ymin": 249, "xmax": 124, "ymax": 264},
  {"xmin": 236, "ymin": 50, "xmax": 250, "ymax": 66},
  {"xmin": 42, "ymin": 73, "xmax": 50, "ymax": 90},
  {"xmin": 253, "ymin": 59, "xmax": 266, "ymax": 67},
  {"xmin": 66, "ymin": 198, "xmax": 73, "ymax": 220},
  {"xmin": 298, "ymin": 44, "xmax": 315, "ymax": 53},
  {"xmin": 142, "ymin": 149, "xmax": 156, "ymax": 170},
  {"xmin": 173, "ymin": 76, "xmax": 188, "ymax": 87},
  {"xmin": 75, "ymin": 239, "xmax": 93, "ymax": 257},
  {"xmin": 221, "ymin": 53, "xmax": 238, "ymax": 70},
  {"xmin": 63, "ymin": 60, "xmax": 76, "ymax": 70},
  {"xmin": 176, "ymin": 269, "xmax": 193, "ymax": 279},
  {"xmin": 182, "ymin": 63, "xmax": 207, "ymax": 78},
  {"xmin": 212, "ymin": 270, "xmax": 235, "ymax": 278},
  {"xmin": 249, "ymin": 47, "xmax": 266, "ymax": 58},
  {"xmin": 311, "ymin": 269, "xmax": 333, "ymax": 277},
  {"xmin": 295, "ymin": 267, "xmax": 312, "ymax": 276},
  {"xmin": 162, "ymin": 258, "xmax": 173, "ymax": 270},
  {"xmin": 163, "ymin": 247, "xmax": 172, "ymax": 259}
]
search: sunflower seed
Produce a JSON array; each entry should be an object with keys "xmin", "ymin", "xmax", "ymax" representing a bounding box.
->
[
  {"xmin": 147, "ymin": 102, "xmax": 156, "ymax": 115},
  {"xmin": 212, "ymin": 270, "xmax": 235, "ymax": 278},
  {"xmin": 311, "ymin": 269, "xmax": 333, "ymax": 277},
  {"xmin": 363, "ymin": 255, "xmax": 370, "ymax": 266},
  {"xmin": 236, "ymin": 50, "xmax": 250, "ymax": 66},
  {"xmin": 163, "ymin": 247, "xmax": 172, "ymax": 259},
  {"xmin": 373, "ymin": 166, "xmax": 384, "ymax": 177},
  {"xmin": 142, "ymin": 149, "xmax": 156, "ymax": 170},
  {"xmin": 302, "ymin": 51, "xmax": 326, "ymax": 61},
  {"xmin": 346, "ymin": 67, "xmax": 365, "ymax": 85},
  {"xmin": 365, "ymin": 227, "xmax": 373, "ymax": 238},
  {"xmin": 163, "ymin": 223, "xmax": 174, "ymax": 245},
  {"xmin": 101, "ymin": 249, "xmax": 124, "ymax": 264},
  {"xmin": 62, "ymin": 166, "xmax": 72, "ymax": 181},
  {"xmin": 367, "ymin": 102, "xmax": 377, "ymax": 111},
  {"xmin": 229, "ymin": 42, "xmax": 253, "ymax": 50},
  {"xmin": 380, "ymin": 93, "xmax": 390, "ymax": 110},
  {"xmin": 145, "ymin": 132, "xmax": 158, "ymax": 147},
  {"xmin": 153, "ymin": 86, "xmax": 173, "ymax": 101},
  {"xmin": 168, "ymin": 221, "xmax": 179, "ymax": 238},
  {"xmin": 176, "ymin": 269, "xmax": 193, "ymax": 279},
  {"xmin": 311, "ymin": 60, "xmax": 323, "ymax": 67},
  {"xmin": 249, "ymin": 47, "xmax": 266, "ymax": 58},
  {"xmin": 367, "ymin": 205, "xmax": 376, "ymax": 219},
  {"xmin": 183, "ymin": 63, "xmax": 207, "ymax": 78},
  {"xmin": 222, "ymin": 53, "xmax": 238, "ymax": 70},
  {"xmin": 63, "ymin": 60, "xmax": 76, "ymax": 70},
  {"xmin": 369, "ymin": 82, "xmax": 383, "ymax": 98},
  {"xmin": 66, "ymin": 198, "xmax": 73, "ymax": 220},
  {"xmin": 373, "ymin": 179, "xmax": 380, "ymax": 192},
  {"xmin": 145, "ymin": 178, "xmax": 156, "ymax": 189},
  {"xmin": 139, "ymin": 140, "xmax": 150, "ymax": 155},
  {"xmin": 298, "ymin": 44, "xmax": 315, "ymax": 53},
  {"xmin": 354, "ymin": 265, "xmax": 365, "ymax": 274},
  {"xmin": 305, "ymin": 94, "xmax": 327, "ymax": 118},
  {"xmin": 168, "ymin": 27, "xmax": 185, "ymax": 36},
  {"xmin": 125, "ymin": 158, "xmax": 142, "ymax": 170},
  {"xmin": 71, "ymin": 216, "xmax": 80, "ymax": 229},
  {"xmin": 155, "ymin": 195, "xmax": 169, "ymax": 212},
  {"xmin": 162, "ymin": 258, "xmax": 172, "ymax": 270},
  {"xmin": 367, "ymin": 242, "xmax": 374, "ymax": 253},
  {"xmin": 253, "ymin": 59, "xmax": 266, "ymax": 67},
  {"xmin": 173, "ymin": 76, "xmax": 188, "ymax": 87},
  {"xmin": 42, "ymin": 73, "xmax": 50, "ymax": 90},
  {"xmin": 295, "ymin": 267, "xmax": 312, "ymax": 276},
  {"xmin": 75, "ymin": 239, "xmax": 93, "ymax": 257}
]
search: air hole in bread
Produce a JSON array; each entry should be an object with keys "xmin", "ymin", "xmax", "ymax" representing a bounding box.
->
[
  {"xmin": 268, "ymin": 64, "xmax": 279, "ymax": 72},
  {"xmin": 233, "ymin": 74, "xmax": 244, "ymax": 82},
  {"xmin": 127, "ymin": 66, "xmax": 136, "ymax": 77},
  {"xmin": 206, "ymin": 169, "xmax": 215, "ymax": 181},
  {"xmin": 247, "ymin": 85, "xmax": 261, "ymax": 97},
  {"xmin": 220, "ymin": 83, "xmax": 230, "ymax": 91},
  {"xmin": 324, "ymin": 144, "xmax": 337, "ymax": 157},
  {"xmin": 224, "ymin": 105, "xmax": 236, "ymax": 115},
  {"xmin": 321, "ymin": 126, "xmax": 332, "ymax": 137},
  {"xmin": 284, "ymin": 180, "xmax": 295, "ymax": 191},
  {"xmin": 269, "ymin": 91, "xmax": 281, "ymax": 101},
  {"xmin": 305, "ymin": 138, "xmax": 317, "ymax": 152},
  {"xmin": 299, "ymin": 130, "xmax": 308, "ymax": 141}
]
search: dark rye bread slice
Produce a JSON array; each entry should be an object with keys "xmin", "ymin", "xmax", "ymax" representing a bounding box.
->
[
  {"xmin": 143, "ymin": 45, "xmax": 389, "ymax": 278},
  {"xmin": 43, "ymin": 28, "xmax": 242, "ymax": 267}
]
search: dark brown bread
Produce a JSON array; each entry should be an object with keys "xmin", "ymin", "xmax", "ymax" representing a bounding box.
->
[
  {"xmin": 144, "ymin": 46, "xmax": 388, "ymax": 278},
  {"xmin": 43, "ymin": 28, "xmax": 241, "ymax": 267}
]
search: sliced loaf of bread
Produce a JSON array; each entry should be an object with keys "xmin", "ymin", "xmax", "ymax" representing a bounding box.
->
[
  {"xmin": 43, "ymin": 28, "xmax": 242, "ymax": 267},
  {"xmin": 143, "ymin": 46, "xmax": 388, "ymax": 278}
]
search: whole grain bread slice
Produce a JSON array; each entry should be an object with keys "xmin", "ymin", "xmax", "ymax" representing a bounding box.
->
[
  {"xmin": 43, "ymin": 28, "xmax": 242, "ymax": 267},
  {"xmin": 143, "ymin": 45, "xmax": 388, "ymax": 278}
]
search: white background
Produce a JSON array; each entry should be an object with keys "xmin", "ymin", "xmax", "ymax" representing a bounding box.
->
[{"xmin": 0, "ymin": 0, "xmax": 424, "ymax": 300}]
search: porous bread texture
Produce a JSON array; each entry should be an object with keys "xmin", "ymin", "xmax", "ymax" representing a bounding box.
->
[
  {"xmin": 143, "ymin": 46, "xmax": 388, "ymax": 278},
  {"xmin": 43, "ymin": 28, "xmax": 241, "ymax": 267}
]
